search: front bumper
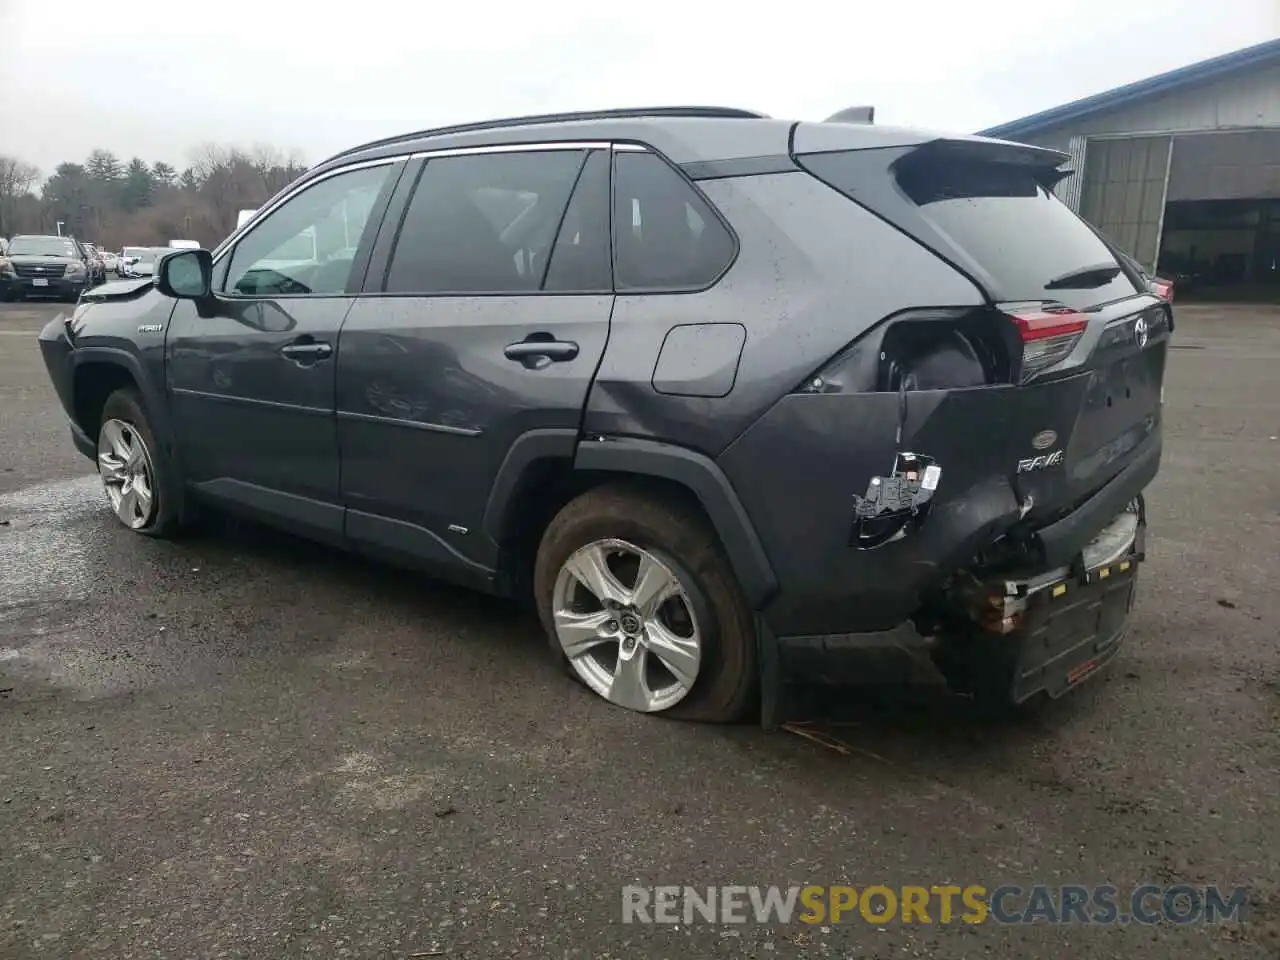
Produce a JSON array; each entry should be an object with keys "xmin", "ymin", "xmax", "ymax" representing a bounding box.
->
[
  {"xmin": 36, "ymin": 314, "xmax": 94, "ymax": 462},
  {"xmin": 2, "ymin": 275, "xmax": 87, "ymax": 299}
]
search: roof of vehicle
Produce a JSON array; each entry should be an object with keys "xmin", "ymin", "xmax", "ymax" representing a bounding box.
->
[{"xmin": 311, "ymin": 105, "xmax": 1064, "ymax": 178}]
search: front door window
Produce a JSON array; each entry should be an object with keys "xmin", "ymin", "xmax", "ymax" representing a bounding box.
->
[{"xmin": 223, "ymin": 164, "xmax": 393, "ymax": 297}]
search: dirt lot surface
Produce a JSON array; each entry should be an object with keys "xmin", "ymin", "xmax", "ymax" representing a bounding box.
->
[{"xmin": 1, "ymin": 300, "xmax": 1277, "ymax": 958}]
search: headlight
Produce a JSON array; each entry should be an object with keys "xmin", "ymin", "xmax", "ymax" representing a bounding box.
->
[
  {"xmin": 0, "ymin": 258, "xmax": 14, "ymax": 278},
  {"xmin": 66, "ymin": 262, "xmax": 86, "ymax": 278}
]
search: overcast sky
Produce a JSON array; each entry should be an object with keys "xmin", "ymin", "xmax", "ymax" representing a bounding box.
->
[{"xmin": 2, "ymin": 0, "xmax": 1277, "ymax": 178}]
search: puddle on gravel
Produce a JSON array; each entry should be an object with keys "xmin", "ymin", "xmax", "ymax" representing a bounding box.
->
[
  {"xmin": 0, "ymin": 475, "xmax": 104, "ymax": 603},
  {"xmin": 0, "ymin": 475, "xmax": 145, "ymax": 697}
]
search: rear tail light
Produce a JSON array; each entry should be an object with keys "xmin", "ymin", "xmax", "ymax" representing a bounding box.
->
[
  {"xmin": 1005, "ymin": 307, "xmax": 1088, "ymax": 381},
  {"xmin": 1150, "ymin": 278, "xmax": 1174, "ymax": 302}
]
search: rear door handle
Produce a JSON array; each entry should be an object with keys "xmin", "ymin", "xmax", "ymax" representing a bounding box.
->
[
  {"xmin": 504, "ymin": 338, "xmax": 579, "ymax": 368},
  {"xmin": 281, "ymin": 341, "xmax": 333, "ymax": 362}
]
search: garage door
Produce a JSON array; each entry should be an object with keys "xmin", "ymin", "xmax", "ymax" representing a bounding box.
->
[{"xmin": 1079, "ymin": 135, "xmax": 1172, "ymax": 273}]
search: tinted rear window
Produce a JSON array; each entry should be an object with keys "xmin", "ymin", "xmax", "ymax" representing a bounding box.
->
[{"xmin": 801, "ymin": 150, "xmax": 1140, "ymax": 308}]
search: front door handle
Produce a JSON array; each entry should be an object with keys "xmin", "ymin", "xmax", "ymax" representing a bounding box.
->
[
  {"xmin": 280, "ymin": 341, "xmax": 333, "ymax": 363},
  {"xmin": 504, "ymin": 337, "xmax": 579, "ymax": 369}
]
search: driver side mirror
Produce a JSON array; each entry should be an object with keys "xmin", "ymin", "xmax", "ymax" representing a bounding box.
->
[{"xmin": 156, "ymin": 248, "xmax": 213, "ymax": 300}]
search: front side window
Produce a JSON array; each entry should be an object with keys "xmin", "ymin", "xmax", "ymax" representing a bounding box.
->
[
  {"xmin": 223, "ymin": 163, "xmax": 393, "ymax": 297},
  {"xmin": 383, "ymin": 150, "xmax": 586, "ymax": 294},
  {"xmin": 612, "ymin": 152, "xmax": 735, "ymax": 292}
]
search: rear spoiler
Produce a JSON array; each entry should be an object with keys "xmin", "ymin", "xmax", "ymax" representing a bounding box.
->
[
  {"xmin": 790, "ymin": 123, "xmax": 1072, "ymax": 187},
  {"xmin": 891, "ymin": 136, "xmax": 1072, "ymax": 189}
]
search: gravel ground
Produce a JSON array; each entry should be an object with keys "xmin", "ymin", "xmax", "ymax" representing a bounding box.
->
[{"xmin": 0, "ymin": 299, "xmax": 1277, "ymax": 959}]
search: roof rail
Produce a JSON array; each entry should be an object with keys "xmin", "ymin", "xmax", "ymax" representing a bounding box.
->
[{"xmin": 323, "ymin": 106, "xmax": 770, "ymax": 165}]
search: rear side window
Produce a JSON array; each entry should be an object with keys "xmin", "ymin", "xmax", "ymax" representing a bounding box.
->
[
  {"xmin": 801, "ymin": 150, "xmax": 1140, "ymax": 309},
  {"xmin": 385, "ymin": 150, "xmax": 586, "ymax": 295},
  {"xmin": 612, "ymin": 152, "xmax": 735, "ymax": 292}
]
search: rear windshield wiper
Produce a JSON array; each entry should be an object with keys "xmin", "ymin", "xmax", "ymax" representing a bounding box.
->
[{"xmin": 1044, "ymin": 262, "xmax": 1123, "ymax": 290}]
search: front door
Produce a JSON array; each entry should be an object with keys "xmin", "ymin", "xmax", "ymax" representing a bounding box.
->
[
  {"xmin": 335, "ymin": 147, "xmax": 615, "ymax": 574},
  {"xmin": 167, "ymin": 159, "xmax": 402, "ymax": 537}
]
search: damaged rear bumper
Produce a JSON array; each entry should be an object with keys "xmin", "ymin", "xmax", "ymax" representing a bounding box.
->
[
  {"xmin": 948, "ymin": 502, "xmax": 1144, "ymax": 703},
  {"xmin": 756, "ymin": 501, "xmax": 1147, "ymax": 725}
]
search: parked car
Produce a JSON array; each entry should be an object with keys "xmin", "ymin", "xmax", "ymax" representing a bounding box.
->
[
  {"xmin": 82, "ymin": 243, "xmax": 108, "ymax": 285},
  {"xmin": 101, "ymin": 251, "xmax": 119, "ymax": 273},
  {"xmin": 119, "ymin": 246, "xmax": 162, "ymax": 278},
  {"xmin": 1, "ymin": 233, "xmax": 93, "ymax": 301},
  {"xmin": 35, "ymin": 106, "xmax": 1171, "ymax": 723},
  {"xmin": 119, "ymin": 246, "xmax": 145, "ymax": 277}
]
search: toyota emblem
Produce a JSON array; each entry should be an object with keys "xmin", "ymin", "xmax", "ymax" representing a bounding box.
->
[{"xmin": 1134, "ymin": 316, "xmax": 1149, "ymax": 349}]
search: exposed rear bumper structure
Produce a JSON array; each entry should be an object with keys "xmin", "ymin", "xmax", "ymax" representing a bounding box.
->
[{"xmin": 757, "ymin": 490, "xmax": 1150, "ymax": 728}]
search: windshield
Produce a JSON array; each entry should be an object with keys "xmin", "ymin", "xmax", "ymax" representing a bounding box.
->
[
  {"xmin": 123, "ymin": 247, "xmax": 148, "ymax": 258},
  {"xmin": 8, "ymin": 236, "xmax": 80, "ymax": 257}
]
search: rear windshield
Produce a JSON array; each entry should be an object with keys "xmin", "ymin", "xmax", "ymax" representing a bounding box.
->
[{"xmin": 800, "ymin": 149, "xmax": 1140, "ymax": 308}]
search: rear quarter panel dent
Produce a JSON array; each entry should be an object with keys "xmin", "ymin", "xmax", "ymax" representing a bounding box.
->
[{"xmin": 582, "ymin": 171, "xmax": 984, "ymax": 457}]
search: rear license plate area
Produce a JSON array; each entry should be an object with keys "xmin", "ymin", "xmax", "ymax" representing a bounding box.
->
[{"xmin": 1007, "ymin": 556, "xmax": 1139, "ymax": 700}]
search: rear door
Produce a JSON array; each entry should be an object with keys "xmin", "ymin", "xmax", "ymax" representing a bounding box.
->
[{"xmin": 335, "ymin": 145, "xmax": 614, "ymax": 574}]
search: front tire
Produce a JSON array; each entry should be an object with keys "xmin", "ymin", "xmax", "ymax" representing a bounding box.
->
[
  {"xmin": 533, "ymin": 485, "xmax": 758, "ymax": 722},
  {"xmin": 97, "ymin": 388, "xmax": 179, "ymax": 537}
]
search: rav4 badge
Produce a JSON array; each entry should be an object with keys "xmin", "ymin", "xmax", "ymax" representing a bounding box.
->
[{"xmin": 1017, "ymin": 450, "xmax": 1065, "ymax": 473}]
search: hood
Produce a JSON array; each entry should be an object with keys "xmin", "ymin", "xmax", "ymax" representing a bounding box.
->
[{"xmin": 80, "ymin": 276, "xmax": 155, "ymax": 302}]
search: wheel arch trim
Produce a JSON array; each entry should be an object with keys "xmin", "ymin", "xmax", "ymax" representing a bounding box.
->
[
  {"xmin": 571, "ymin": 436, "xmax": 778, "ymax": 608},
  {"xmin": 69, "ymin": 347, "xmax": 171, "ymax": 446}
]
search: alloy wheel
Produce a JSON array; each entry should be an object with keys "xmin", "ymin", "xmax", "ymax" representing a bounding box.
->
[
  {"xmin": 551, "ymin": 538, "xmax": 702, "ymax": 712},
  {"xmin": 97, "ymin": 418, "xmax": 157, "ymax": 529}
]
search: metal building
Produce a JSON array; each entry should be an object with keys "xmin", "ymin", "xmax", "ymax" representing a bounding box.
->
[{"xmin": 979, "ymin": 39, "xmax": 1280, "ymax": 298}]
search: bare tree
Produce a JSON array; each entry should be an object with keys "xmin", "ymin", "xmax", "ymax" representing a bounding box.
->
[
  {"xmin": 0, "ymin": 155, "xmax": 40, "ymax": 237},
  {"xmin": 188, "ymin": 142, "xmax": 306, "ymax": 237}
]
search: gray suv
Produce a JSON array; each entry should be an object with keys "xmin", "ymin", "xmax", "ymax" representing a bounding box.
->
[{"xmin": 37, "ymin": 107, "xmax": 1169, "ymax": 724}]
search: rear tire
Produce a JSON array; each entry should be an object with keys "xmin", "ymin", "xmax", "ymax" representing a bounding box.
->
[
  {"xmin": 533, "ymin": 484, "xmax": 758, "ymax": 723},
  {"xmin": 97, "ymin": 388, "xmax": 181, "ymax": 537}
]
